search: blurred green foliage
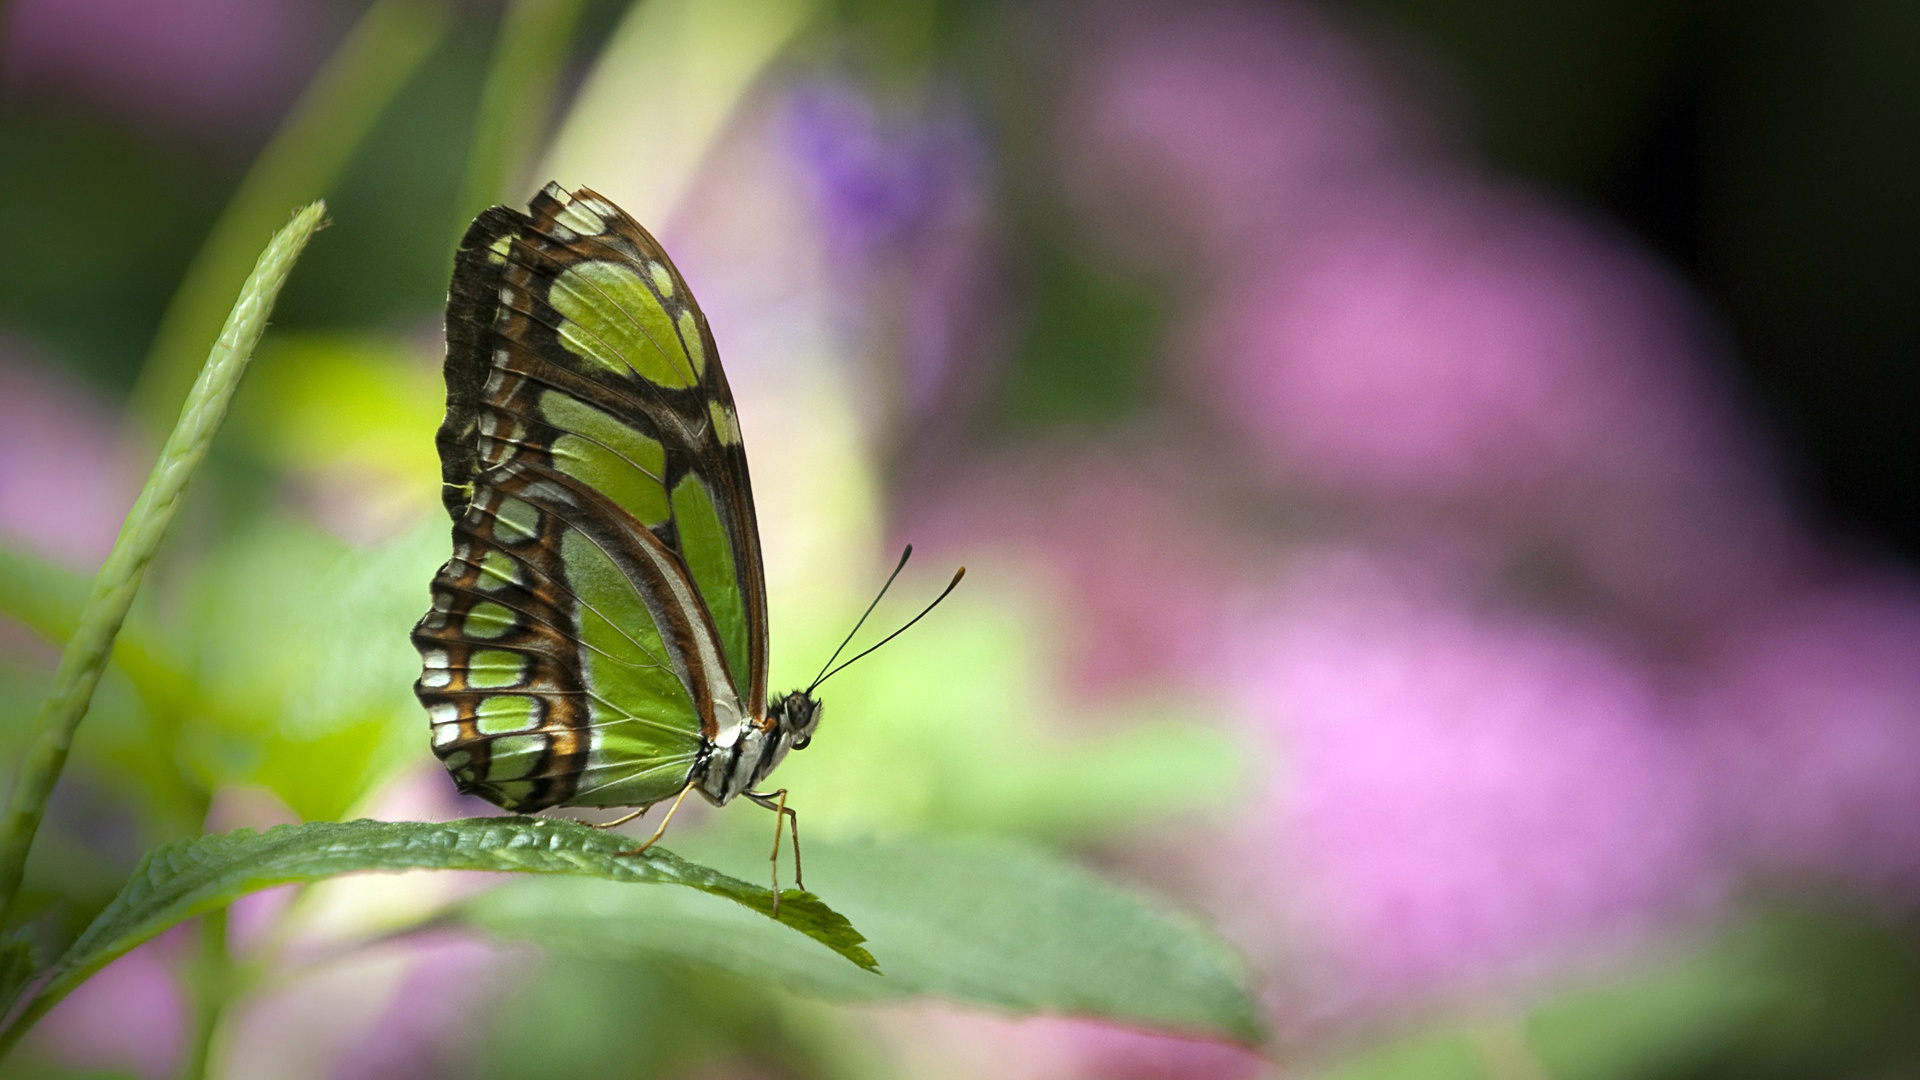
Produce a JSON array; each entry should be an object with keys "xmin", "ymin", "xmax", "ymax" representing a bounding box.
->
[
  {"xmin": 131, "ymin": 0, "xmax": 448, "ymax": 434},
  {"xmin": 0, "ymin": 113, "xmax": 221, "ymax": 392},
  {"xmin": 1323, "ymin": 904, "xmax": 1920, "ymax": 1080},
  {"xmin": 994, "ymin": 239, "xmax": 1168, "ymax": 430},
  {"xmin": 473, "ymin": 956, "xmax": 900, "ymax": 1080}
]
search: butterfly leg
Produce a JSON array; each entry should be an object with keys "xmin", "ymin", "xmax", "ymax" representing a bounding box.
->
[
  {"xmin": 616, "ymin": 781, "xmax": 695, "ymax": 857},
  {"xmin": 593, "ymin": 806, "xmax": 649, "ymax": 829},
  {"xmin": 746, "ymin": 789, "xmax": 802, "ymax": 915}
]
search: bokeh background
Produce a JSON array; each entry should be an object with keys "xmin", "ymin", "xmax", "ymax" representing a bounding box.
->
[{"xmin": 4, "ymin": 0, "xmax": 1920, "ymax": 1077}]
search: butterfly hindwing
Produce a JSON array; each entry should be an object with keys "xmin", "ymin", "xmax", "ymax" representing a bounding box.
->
[{"xmin": 415, "ymin": 183, "xmax": 770, "ymax": 812}]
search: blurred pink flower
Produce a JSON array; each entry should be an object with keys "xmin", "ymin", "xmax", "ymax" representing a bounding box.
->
[
  {"xmin": 363, "ymin": 761, "xmax": 511, "ymax": 826},
  {"xmin": 1693, "ymin": 572, "xmax": 1920, "ymax": 896},
  {"xmin": 2, "ymin": 0, "xmax": 333, "ymax": 139},
  {"xmin": 223, "ymin": 930, "xmax": 509, "ymax": 1078},
  {"xmin": 327, "ymin": 932, "xmax": 505, "ymax": 1080},
  {"xmin": 1202, "ymin": 180, "xmax": 1732, "ymax": 502},
  {"xmin": 873, "ymin": 1005, "xmax": 1266, "ymax": 1080},
  {"xmin": 1061, "ymin": 1, "xmax": 1809, "ymax": 637},
  {"xmin": 0, "ymin": 345, "xmax": 142, "ymax": 568},
  {"xmin": 32, "ymin": 934, "xmax": 187, "ymax": 1079},
  {"xmin": 1059, "ymin": 1019, "xmax": 1267, "ymax": 1080},
  {"xmin": 1061, "ymin": 0, "xmax": 1426, "ymax": 268},
  {"xmin": 1216, "ymin": 558, "xmax": 1723, "ymax": 1026},
  {"xmin": 1196, "ymin": 179, "xmax": 1806, "ymax": 632},
  {"xmin": 903, "ymin": 444, "xmax": 1252, "ymax": 695},
  {"xmin": 204, "ymin": 787, "xmax": 303, "ymax": 954}
]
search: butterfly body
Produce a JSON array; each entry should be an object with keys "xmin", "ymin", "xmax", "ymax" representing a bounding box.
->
[
  {"xmin": 413, "ymin": 183, "xmax": 816, "ymax": 819},
  {"xmin": 697, "ymin": 691, "xmax": 822, "ymax": 805}
]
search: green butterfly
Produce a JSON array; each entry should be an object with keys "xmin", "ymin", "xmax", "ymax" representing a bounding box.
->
[{"xmin": 413, "ymin": 184, "xmax": 956, "ymax": 894}]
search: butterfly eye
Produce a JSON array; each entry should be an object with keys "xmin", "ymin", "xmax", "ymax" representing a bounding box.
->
[{"xmin": 792, "ymin": 736, "xmax": 811, "ymax": 751}]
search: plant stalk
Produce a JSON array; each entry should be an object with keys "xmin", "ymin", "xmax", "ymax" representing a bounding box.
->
[
  {"xmin": 181, "ymin": 909, "xmax": 230, "ymax": 1080},
  {"xmin": 0, "ymin": 202, "xmax": 328, "ymax": 928}
]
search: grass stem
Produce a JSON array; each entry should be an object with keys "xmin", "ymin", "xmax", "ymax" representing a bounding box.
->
[{"xmin": 0, "ymin": 202, "xmax": 327, "ymax": 929}]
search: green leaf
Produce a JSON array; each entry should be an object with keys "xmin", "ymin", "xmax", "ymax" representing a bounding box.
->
[
  {"xmin": 461, "ymin": 832, "xmax": 1265, "ymax": 1044},
  {"xmin": 0, "ymin": 817, "xmax": 872, "ymax": 1055}
]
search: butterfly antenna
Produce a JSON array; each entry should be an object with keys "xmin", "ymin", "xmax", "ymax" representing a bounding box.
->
[
  {"xmin": 808, "ymin": 564, "xmax": 966, "ymax": 692},
  {"xmin": 808, "ymin": 545, "xmax": 914, "ymax": 692}
]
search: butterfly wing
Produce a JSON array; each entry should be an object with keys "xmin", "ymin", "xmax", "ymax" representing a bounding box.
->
[{"xmin": 413, "ymin": 183, "xmax": 770, "ymax": 812}]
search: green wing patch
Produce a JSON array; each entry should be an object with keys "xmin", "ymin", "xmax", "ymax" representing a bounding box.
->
[
  {"xmin": 548, "ymin": 260, "xmax": 704, "ymax": 387},
  {"xmin": 540, "ymin": 389, "xmax": 671, "ymax": 527},
  {"xmin": 672, "ymin": 473, "xmax": 750, "ymax": 703}
]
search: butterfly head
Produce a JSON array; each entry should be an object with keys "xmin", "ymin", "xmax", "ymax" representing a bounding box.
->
[{"xmin": 771, "ymin": 690, "xmax": 823, "ymax": 752}]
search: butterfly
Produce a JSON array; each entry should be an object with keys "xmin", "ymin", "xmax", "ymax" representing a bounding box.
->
[{"xmin": 412, "ymin": 183, "xmax": 958, "ymax": 901}]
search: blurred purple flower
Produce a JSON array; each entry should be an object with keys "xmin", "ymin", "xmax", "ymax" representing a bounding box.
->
[
  {"xmin": 32, "ymin": 933, "xmax": 187, "ymax": 1079},
  {"xmin": 0, "ymin": 344, "xmax": 142, "ymax": 568},
  {"xmin": 1195, "ymin": 179, "xmax": 1807, "ymax": 633},
  {"xmin": 874, "ymin": 1005, "xmax": 1266, "ymax": 1080},
  {"xmin": 2, "ymin": 0, "xmax": 331, "ymax": 139},
  {"xmin": 1214, "ymin": 558, "xmax": 1723, "ymax": 1025},
  {"xmin": 1061, "ymin": 0, "xmax": 1425, "ymax": 268},
  {"xmin": 785, "ymin": 81, "xmax": 983, "ymax": 264},
  {"xmin": 1693, "ymin": 572, "xmax": 1920, "ymax": 896},
  {"xmin": 783, "ymin": 80, "xmax": 997, "ymax": 415},
  {"xmin": 223, "ymin": 930, "xmax": 509, "ymax": 1077}
]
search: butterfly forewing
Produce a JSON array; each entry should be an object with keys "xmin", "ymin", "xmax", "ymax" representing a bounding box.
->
[{"xmin": 414, "ymin": 183, "xmax": 770, "ymax": 813}]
